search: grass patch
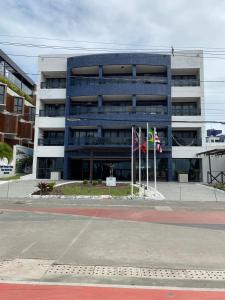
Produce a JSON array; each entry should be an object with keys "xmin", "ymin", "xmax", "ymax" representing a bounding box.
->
[
  {"xmin": 60, "ymin": 183, "xmax": 138, "ymax": 196},
  {"xmin": 0, "ymin": 174, "xmax": 21, "ymax": 181},
  {"xmin": 210, "ymin": 183, "xmax": 225, "ymax": 191}
]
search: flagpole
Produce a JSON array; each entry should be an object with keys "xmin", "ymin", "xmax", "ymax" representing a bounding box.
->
[
  {"xmin": 154, "ymin": 127, "xmax": 157, "ymax": 190},
  {"xmin": 146, "ymin": 122, "xmax": 149, "ymax": 190},
  {"xmin": 131, "ymin": 126, "xmax": 134, "ymax": 197},
  {"xmin": 139, "ymin": 127, "xmax": 141, "ymax": 196}
]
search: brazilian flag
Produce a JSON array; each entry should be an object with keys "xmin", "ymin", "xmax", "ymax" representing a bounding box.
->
[{"xmin": 148, "ymin": 128, "xmax": 154, "ymax": 148}]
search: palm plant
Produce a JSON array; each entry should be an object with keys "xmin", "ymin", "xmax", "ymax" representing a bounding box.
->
[{"xmin": 0, "ymin": 143, "xmax": 13, "ymax": 164}]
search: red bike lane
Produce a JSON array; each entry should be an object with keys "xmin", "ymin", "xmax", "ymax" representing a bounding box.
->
[
  {"xmin": 4, "ymin": 206, "xmax": 225, "ymax": 224},
  {"xmin": 1, "ymin": 283, "xmax": 225, "ymax": 300}
]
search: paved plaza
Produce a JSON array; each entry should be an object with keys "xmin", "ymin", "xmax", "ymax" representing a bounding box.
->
[{"xmin": 1, "ymin": 179, "xmax": 225, "ymax": 201}]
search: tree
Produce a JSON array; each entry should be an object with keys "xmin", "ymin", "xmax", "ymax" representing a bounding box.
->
[{"xmin": 0, "ymin": 143, "xmax": 13, "ymax": 164}]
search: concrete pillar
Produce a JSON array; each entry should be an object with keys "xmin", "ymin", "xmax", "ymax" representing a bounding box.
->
[
  {"xmin": 89, "ymin": 151, "xmax": 94, "ymax": 182},
  {"xmin": 132, "ymin": 94, "xmax": 136, "ymax": 113},
  {"xmin": 167, "ymin": 95, "xmax": 172, "ymax": 115},
  {"xmin": 97, "ymin": 126, "xmax": 102, "ymax": 137},
  {"xmin": 98, "ymin": 95, "xmax": 103, "ymax": 107},
  {"xmin": 167, "ymin": 157, "xmax": 173, "ymax": 181},
  {"xmin": 99, "ymin": 65, "xmax": 103, "ymax": 79},
  {"xmin": 132, "ymin": 64, "xmax": 136, "ymax": 78},
  {"xmin": 63, "ymin": 154, "xmax": 70, "ymax": 180},
  {"xmin": 98, "ymin": 95, "xmax": 103, "ymax": 113},
  {"xmin": 167, "ymin": 125, "xmax": 172, "ymax": 148}
]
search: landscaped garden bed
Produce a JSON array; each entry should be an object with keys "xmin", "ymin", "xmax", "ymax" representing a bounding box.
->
[
  {"xmin": 209, "ymin": 183, "xmax": 225, "ymax": 191},
  {"xmin": 33, "ymin": 181, "xmax": 138, "ymax": 197}
]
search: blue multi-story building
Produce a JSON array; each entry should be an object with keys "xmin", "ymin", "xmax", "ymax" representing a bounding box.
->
[{"xmin": 33, "ymin": 52, "xmax": 206, "ymax": 182}]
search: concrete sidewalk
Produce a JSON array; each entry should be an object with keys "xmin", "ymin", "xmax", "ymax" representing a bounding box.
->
[
  {"xmin": 155, "ymin": 182, "xmax": 225, "ymax": 201},
  {"xmin": 0, "ymin": 180, "xmax": 225, "ymax": 201}
]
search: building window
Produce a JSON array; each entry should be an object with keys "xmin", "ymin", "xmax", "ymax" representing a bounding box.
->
[
  {"xmin": 41, "ymin": 78, "xmax": 66, "ymax": 89},
  {"xmin": 39, "ymin": 131, "xmax": 65, "ymax": 146},
  {"xmin": 44, "ymin": 104, "xmax": 65, "ymax": 117},
  {"xmin": 29, "ymin": 107, "xmax": 36, "ymax": 121},
  {"xmin": 172, "ymin": 158, "xmax": 202, "ymax": 182},
  {"xmin": 0, "ymin": 85, "xmax": 5, "ymax": 104},
  {"xmin": 14, "ymin": 97, "xmax": 23, "ymax": 114},
  {"xmin": 37, "ymin": 157, "xmax": 64, "ymax": 179}
]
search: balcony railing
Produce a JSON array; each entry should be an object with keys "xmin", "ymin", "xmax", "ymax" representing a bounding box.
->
[
  {"xmin": 172, "ymin": 137, "xmax": 202, "ymax": 146},
  {"xmin": 136, "ymin": 106, "xmax": 167, "ymax": 114},
  {"xmin": 40, "ymin": 81, "xmax": 66, "ymax": 89},
  {"xmin": 70, "ymin": 106, "xmax": 167, "ymax": 115},
  {"xmin": 69, "ymin": 136, "xmax": 169, "ymax": 147},
  {"xmin": 38, "ymin": 138, "xmax": 64, "ymax": 146},
  {"xmin": 39, "ymin": 109, "xmax": 65, "ymax": 117},
  {"xmin": 172, "ymin": 79, "xmax": 200, "ymax": 87},
  {"xmin": 172, "ymin": 107, "xmax": 201, "ymax": 116},
  {"xmin": 71, "ymin": 76, "xmax": 168, "ymax": 86},
  {"xmin": 69, "ymin": 136, "xmax": 131, "ymax": 146}
]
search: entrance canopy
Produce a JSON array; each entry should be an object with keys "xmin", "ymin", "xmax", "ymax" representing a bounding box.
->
[
  {"xmin": 197, "ymin": 148, "xmax": 225, "ymax": 183},
  {"xmin": 197, "ymin": 148, "xmax": 225, "ymax": 157}
]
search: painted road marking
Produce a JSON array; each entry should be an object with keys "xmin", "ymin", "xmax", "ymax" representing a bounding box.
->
[
  {"xmin": 57, "ymin": 218, "xmax": 93, "ymax": 260},
  {"xmin": 155, "ymin": 206, "xmax": 172, "ymax": 211},
  {"xmin": 21, "ymin": 242, "xmax": 37, "ymax": 254}
]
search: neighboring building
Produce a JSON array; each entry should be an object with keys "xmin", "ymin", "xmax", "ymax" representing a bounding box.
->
[
  {"xmin": 0, "ymin": 49, "xmax": 36, "ymax": 148},
  {"xmin": 206, "ymin": 129, "xmax": 225, "ymax": 144},
  {"xmin": 33, "ymin": 51, "xmax": 206, "ymax": 182}
]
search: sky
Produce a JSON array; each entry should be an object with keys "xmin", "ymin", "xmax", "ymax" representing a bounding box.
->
[{"xmin": 0, "ymin": 0, "xmax": 225, "ymax": 132}]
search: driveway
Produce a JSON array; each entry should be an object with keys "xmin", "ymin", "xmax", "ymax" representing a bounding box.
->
[
  {"xmin": 0, "ymin": 180, "xmax": 225, "ymax": 201},
  {"xmin": 156, "ymin": 182, "xmax": 225, "ymax": 201}
]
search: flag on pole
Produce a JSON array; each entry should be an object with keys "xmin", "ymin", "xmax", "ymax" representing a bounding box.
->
[
  {"xmin": 132, "ymin": 128, "xmax": 139, "ymax": 152},
  {"xmin": 141, "ymin": 142, "xmax": 147, "ymax": 153},
  {"xmin": 148, "ymin": 128, "xmax": 154, "ymax": 147},
  {"xmin": 155, "ymin": 131, "xmax": 163, "ymax": 153},
  {"xmin": 148, "ymin": 128, "xmax": 163, "ymax": 153}
]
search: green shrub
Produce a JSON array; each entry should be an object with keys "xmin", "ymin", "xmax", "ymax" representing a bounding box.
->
[
  {"xmin": 97, "ymin": 179, "xmax": 102, "ymax": 184},
  {"xmin": 37, "ymin": 182, "xmax": 55, "ymax": 194},
  {"xmin": 37, "ymin": 182, "xmax": 49, "ymax": 195},
  {"xmin": 48, "ymin": 182, "xmax": 56, "ymax": 192},
  {"xmin": 83, "ymin": 179, "xmax": 88, "ymax": 184},
  {"xmin": 92, "ymin": 180, "xmax": 98, "ymax": 186},
  {"xmin": 0, "ymin": 75, "xmax": 33, "ymax": 104}
]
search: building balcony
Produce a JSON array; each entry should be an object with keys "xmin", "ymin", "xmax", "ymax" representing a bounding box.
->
[
  {"xmin": 0, "ymin": 113, "xmax": 17, "ymax": 134},
  {"xmin": 18, "ymin": 121, "xmax": 32, "ymax": 139},
  {"xmin": 39, "ymin": 88, "xmax": 66, "ymax": 100},
  {"xmin": 69, "ymin": 105, "xmax": 168, "ymax": 115},
  {"xmin": 172, "ymin": 107, "xmax": 201, "ymax": 116},
  {"xmin": 38, "ymin": 138, "xmax": 64, "ymax": 146},
  {"xmin": 39, "ymin": 109, "xmax": 65, "ymax": 117},
  {"xmin": 41, "ymin": 79, "xmax": 66, "ymax": 89},
  {"xmin": 68, "ymin": 136, "xmax": 131, "ymax": 147},
  {"xmin": 172, "ymin": 137, "xmax": 202, "ymax": 146},
  {"xmin": 171, "ymin": 79, "xmax": 200, "ymax": 87},
  {"xmin": 68, "ymin": 136, "xmax": 169, "ymax": 148},
  {"xmin": 68, "ymin": 77, "xmax": 169, "ymax": 97}
]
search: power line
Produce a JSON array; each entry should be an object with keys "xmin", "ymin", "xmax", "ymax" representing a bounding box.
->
[{"xmin": 3, "ymin": 33, "xmax": 225, "ymax": 52}]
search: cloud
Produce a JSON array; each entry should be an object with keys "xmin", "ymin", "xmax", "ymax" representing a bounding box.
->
[{"xmin": 0, "ymin": 0, "xmax": 225, "ymax": 126}]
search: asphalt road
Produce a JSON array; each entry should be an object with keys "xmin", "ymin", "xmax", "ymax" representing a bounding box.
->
[{"xmin": 1, "ymin": 199, "xmax": 225, "ymax": 289}]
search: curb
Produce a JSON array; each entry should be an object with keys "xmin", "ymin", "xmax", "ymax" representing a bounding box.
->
[{"xmin": 29, "ymin": 194, "xmax": 135, "ymax": 200}]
